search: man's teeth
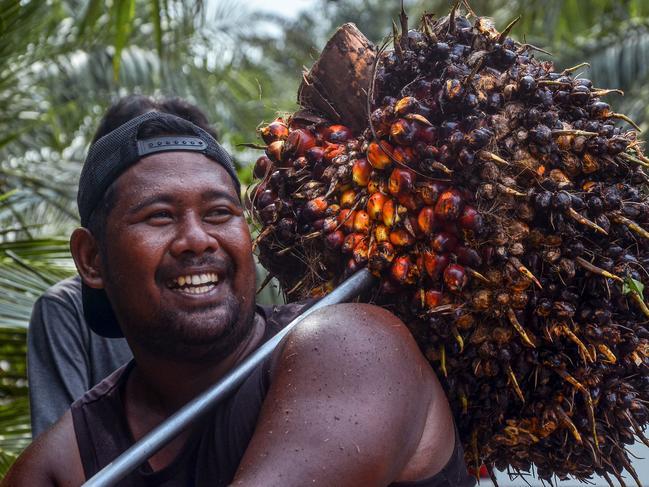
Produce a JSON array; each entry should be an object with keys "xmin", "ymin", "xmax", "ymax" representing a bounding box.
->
[{"xmin": 173, "ymin": 273, "xmax": 218, "ymax": 289}]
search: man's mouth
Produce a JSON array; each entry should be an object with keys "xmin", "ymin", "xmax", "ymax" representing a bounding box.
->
[{"xmin": 167, "ymin": 272, "xmax": 220, "ymax": 295}]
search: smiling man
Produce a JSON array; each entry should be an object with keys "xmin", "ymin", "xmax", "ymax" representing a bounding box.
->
[{"xmin": 3, "ymin": 99, "xmax": 474, "ymax": 486}]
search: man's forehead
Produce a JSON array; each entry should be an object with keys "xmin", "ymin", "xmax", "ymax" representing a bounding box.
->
[{"xmin": 113, "ymin": 152, "xmax": 240, "ymax": 202}]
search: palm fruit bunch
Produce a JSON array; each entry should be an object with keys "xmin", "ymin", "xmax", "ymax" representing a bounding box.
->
[{"xmin": 251, "ymin": 5, "xmax": 649, "ymax": 485}]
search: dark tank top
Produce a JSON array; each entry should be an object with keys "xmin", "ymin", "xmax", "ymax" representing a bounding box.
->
[{"xmin": 72, "ymin": 303, "xmax": 475, "ymax": 487}]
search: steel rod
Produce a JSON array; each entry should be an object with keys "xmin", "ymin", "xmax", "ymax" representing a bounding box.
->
[{"xmin": 82, "ymin": 268, "xmax": 376, "ymax": 487}]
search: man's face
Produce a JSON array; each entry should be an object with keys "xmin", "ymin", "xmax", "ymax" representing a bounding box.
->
[{"xmin": 98, "ymin": 152, "xmax": 256, "ymax": 361}]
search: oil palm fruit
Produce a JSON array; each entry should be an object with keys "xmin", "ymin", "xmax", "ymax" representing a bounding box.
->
[{"xmin": 251, "ymin": 6, "xmax": 649, "ymax": 484}]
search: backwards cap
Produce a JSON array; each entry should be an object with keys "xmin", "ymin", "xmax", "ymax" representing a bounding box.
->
[{"xmin": 77, "ymin": 110, "xmax": 240, "ymax": 337}]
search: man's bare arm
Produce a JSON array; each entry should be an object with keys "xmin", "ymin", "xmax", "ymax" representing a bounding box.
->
[
  {"xmin": 2, "ymin": 411, "xmax": 84, "ymax": 487},
  {"xmin": 232, "ymin": 303, "xmax": 454, "ymax": 487}
]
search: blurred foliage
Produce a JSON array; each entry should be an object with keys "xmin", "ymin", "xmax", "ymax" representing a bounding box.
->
[{"xmin": 1, "ymin": 0, "xmax": 649, "ymax": 479}]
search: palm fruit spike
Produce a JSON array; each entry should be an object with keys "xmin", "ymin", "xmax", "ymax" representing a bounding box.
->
[{"xmin": 252, "ymin": 5, "xmax": 649, "ymax": 483}]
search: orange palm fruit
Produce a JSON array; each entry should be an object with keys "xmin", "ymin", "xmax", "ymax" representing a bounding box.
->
[
  {"xmin": 260, "ymin": 119, "xmax": 288, "ymax": 144},
  {"xmin": 423, "ymin": 251, "xmax": 449, "ymax": 279},
  {"xmin": 352, "ymin": 157, "xmax": 372, "ymax": 186},
  {"xmin": 353, "ymin": 238, "xmax": 369, "ymax": 264},
  {"xmin": 418, "ymin": 181, "xmax": 445, "ymax": 205},
  {"xmin": 389, "ymin": 228, "xmax": 415, "ymax": 247},
  {"xmin": 339, "ymin": 188, "xmax": 356, "ymax": 208},
  {"xmin": 321, "ymin": 124, "xmax": 353, "ymax": 143},
  {"xmin": 338, "ymin": 208, "xmax": 356, "ymax": 233},
  {"xmin": 342, "ymin": 233, "xmax": 364, "ymax": 254},
  {"xmin": 353, "ymin": 210, "xmax": 371, "ymax": 233},
  {"xmin": 392, "ymin": 145, "xmax": 415, "ymax": 165},
  {"xmin": 303, "ymin": 196, "xmax": 328, "ymax": 220},
  {"xmin": 323, "ymin": 142, "xmax": 346, "ymax": 162},
  {"xmin": 374, "ymin": 224, "xmax": 390, "ymax": 242},
  {"xmin": 367, "ymin": 140, "xmax": 393, "ymax": 169},
  {"xmin": 284, "ymin": 128, "xmax": 316, "ymax": 158},
  {"xmin": 417, "ymin": 206, "xmax": 436, "ymax": 235},
  {"xmin": 390, "ymin": 118, "xmax": 417, "ymax": 146},
  {"xmin": 424, "ymin": 290, "xmax": 444, "ymax": 308},
  {"xmin": 367, "ymin": 174, "xmax": 387, "ymax": 194},
  {"xmin": 322, "ymin": 216, "xmax": 338, "ymax": 234},
  {"xmin": 367, "ymin": 192, "xmax": 387, "ymax": 220},
  {"xmin": 434, "ymin": 188, "xmax": 464, "ymax": 221},
  {"xmin": 394, "ymin": 96, "xmax": 419, "ymax": 115},
  {"xmin": 382, "ymin": 198, "xmax": 400, "ymax": 228}
]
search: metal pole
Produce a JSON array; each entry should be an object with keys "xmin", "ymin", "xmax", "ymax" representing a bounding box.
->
[{"xmin": 82, "ymin": 268, "xmax": 376, "ymax": 487}]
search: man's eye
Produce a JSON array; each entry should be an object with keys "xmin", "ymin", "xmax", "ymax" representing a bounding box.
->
[
  {"xmin": 146, "ymin": 210, "xmax": 173, "ymax": 222},
  {"xmin": 205, "ymin": 208, "xmax": 232, "ymax": 221}
]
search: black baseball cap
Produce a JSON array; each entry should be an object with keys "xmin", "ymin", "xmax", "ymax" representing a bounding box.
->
[{"xmin": 77, "ymin": 111, "xmax": 241, "ymax": 338}]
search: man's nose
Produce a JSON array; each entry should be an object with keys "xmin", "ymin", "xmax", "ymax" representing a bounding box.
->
[{"xmin": 169, "ymin": 214, "xmax": 219, "ymax": 257}]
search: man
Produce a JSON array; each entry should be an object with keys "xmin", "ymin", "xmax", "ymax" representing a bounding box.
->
[
  {"xmin": 27, "ymin": 96, "xmax": 223, "ymax": 438},
  {"xmin": 5, "ymin": 100, "xmax": 474, "ymax": 486}
]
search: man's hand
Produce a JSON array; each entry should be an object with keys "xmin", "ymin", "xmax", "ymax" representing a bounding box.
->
[{"xmin": 232, "ymin": 303, "xmax": 455, "ymax": 487}]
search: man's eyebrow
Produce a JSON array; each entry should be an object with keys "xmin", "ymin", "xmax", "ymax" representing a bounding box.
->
[
  {"xmin": 127, "ymin": 194, "xmax": 176, "ymax": 215},
  {"xmin": 201, "ymin": 190, "xmax": 241, "ymax": 207}
]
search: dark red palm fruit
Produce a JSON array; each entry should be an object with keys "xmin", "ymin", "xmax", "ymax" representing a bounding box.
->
[
  {"xmin": 367, "ymin": 140, "xmax": 393, "ymax": 169},
  {"xmin": 253, "ymin": 155, "xmax": 272, "ymax": 179},
  {"xmin": 321, "ymin": 124, "xmax": 353, "ymax": 143},
  {"xmin": 259, "ymin": 203, "xmax": 278, "ymax": 225},
  {"xmin": 434, "ymin": 189, "xmax": 464, "ymax": 221},
  {"xmin": 352, "ymin": 158, "xmax": 372, "ymax": 186},
  {"xmin": 390, "ymin": 118, "xmax": 417, "ymax": 146},
  {"xmin": 311, "ymin": 218, "xmax": 325, "ymax": 231},
  {"xmin": 416, "ymin": 125, "xmax": 437, "ymax": 144},
  {"xmin": 432, "ymin": 232, "xmax": 458, "ymax": 253},
  {"xmin": 353, "ymin": 210, "xmax": 371, "ymax": 233},
  {"xmin": 418, "ymin": 182, "xmax": 446, "ymax": 205},
  {"xmin": 456, "ymin": 246, "xmax": 483, "ymax": 267},
  {"xmin": 260, "ymin": 119, "xmax": 288, "ymax": 144},
  {"xmin": 303, "ymin": 196, "xmax": 328, "ymax": 221},
  {"xmin": 370, "ymin": 107, "xmax": 391, "ymax": 137},
  {"xmin": 346, "ymin": 257, "xmax": 361, "ymax": 275},
  {"xmin": 389, "ymin": 228, "xmax": 415, "ymax": 247},
  {"xmin": 388, "ymin": 168, "xmax": 415, "ymax": 196},
  {"xmin": 353, "ymin": 238, "xmax": 369, "ymax": 264},
  {"xmin": 325, "ymin": 203, "xmax": 340, "ymax": 217},
  {"xmin": 444, "ymin": 264, "xmax": 468, "ymax": 292},
  {"xmin": 268, "ymin": 170, "xmax": 284, "ymax": 190},
  {"xmin": 305, "ymin": 146, "xmax": 325, "ymax": 164},
  {"xmin": 423, "ymin": 251, "xmax": 449, "ymax": 279},
  {"xmin": 338, "ymin": 209, "xmax": 356, "ymax": 233},
  {"xmin": 266, "ymin": 140, "xmax": 284, "ymax": 163},
  {"xmin": 367, "ymin": 192, "xmax": 387, "ymax": 221},
  {"xmin": 417, "ymin": 206, "xmax": 436, "ymax": 235},
  {"xmin": 322, "ymin": 216, "xmax": 338, "ymax": 234},
  {"xmin": 398, "ymin": 192, "xmax": 420, "ymax": 211},
  {"xmin": 368, "ymin": 241, "xmax": 396, "ymax": 272},
  {"xmin": 424, "ymin": 290, "xmax": 444, "ymax": 309},
  {"xmin": 459, "ymin": 205, "xmax": 484, "ymax": 233},
  {"xmin": 284, "ymin": 129, "xmax": 316, "ymax": 158},
  {"xmin": 323, "ymin": 142, "xmax": 346, "ymax": 162},
  {"xmin": 255, "ymin": 189, "xmax": 275, "ymax": 210},
  {"xmin": 275, "ymin": 217, "xmax": 296, "ymax": 243},
  {"xmin": 379, "ymin": 278, "xmax": 400, "ymax": 294},
  {"xmin": 342, "ymin": 233, "xmax": 364, "ymax": 254}
]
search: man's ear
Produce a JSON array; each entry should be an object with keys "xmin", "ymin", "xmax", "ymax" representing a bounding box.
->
[{"xmin": 70, "ymin": 227, "xmax": 104, "ymax": 289}]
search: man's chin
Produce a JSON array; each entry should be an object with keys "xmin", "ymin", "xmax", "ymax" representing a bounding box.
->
[{"xmin": 132, "ymin": 297, "xmax": 255, "ymax": 362}]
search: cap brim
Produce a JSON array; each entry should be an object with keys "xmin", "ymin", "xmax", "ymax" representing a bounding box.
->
[{"xmin": 81, "ymin": 283, "xmax": 123, "ymax": 338}]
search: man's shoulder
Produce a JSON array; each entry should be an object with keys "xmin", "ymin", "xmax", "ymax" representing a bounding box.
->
[
  {"xmin": 36, "ymin": 275, "xmax": 83, "ymax": 311},
  {"xmin": 1, "ymin": 411, "xmax": 83, "ymax": 486}
]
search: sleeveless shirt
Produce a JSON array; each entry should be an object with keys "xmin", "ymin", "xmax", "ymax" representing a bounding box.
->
[{"xmin": 71, "ymin": 303, "xmax": 475, "ymax": 486}]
